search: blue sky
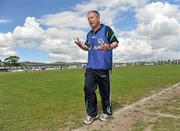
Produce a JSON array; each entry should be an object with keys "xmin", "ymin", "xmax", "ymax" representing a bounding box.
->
[
  {"xmin": 0, "ymin": 0, "xmax": 88, "ymax": 62},
  {"xmin": 0, "ymin": 0, "xmax": 88, "ymax": 32},
  {"xmin": 0, "ymin": 0, "xmax": 180, "ymax": 62}
]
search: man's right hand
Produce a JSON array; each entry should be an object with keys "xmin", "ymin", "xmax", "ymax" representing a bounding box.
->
[{"xmin": 74, "ymin": 38, "xmax": 82, "ymax": 47}]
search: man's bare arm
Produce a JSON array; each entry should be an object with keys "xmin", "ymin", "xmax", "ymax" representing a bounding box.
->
[{"xmin": 109, "ymin": 41, "xmax": 118, "ymax": 49}]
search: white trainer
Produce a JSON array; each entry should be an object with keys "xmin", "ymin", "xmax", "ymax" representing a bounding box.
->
[
  {"xmin": 83, "ymin": 114, "xmax": 99, "ymax": 125},
  {"xmin": 99, "ymin": 114, "xmax": 112, "ymax": 122}
]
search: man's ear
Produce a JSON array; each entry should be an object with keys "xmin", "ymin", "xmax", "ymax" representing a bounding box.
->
[{"xmin": 98, "ymin": 16, "xmax": 100, "ymax": 22}]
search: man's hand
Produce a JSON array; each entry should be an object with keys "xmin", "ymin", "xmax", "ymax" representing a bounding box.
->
[
  {"xmin": 74, "ymin": 38, "xmax": 83, "ymax": 47},
  {"xmin": 99, "ymin": 44, "xmax": 110, "ymax": 51}
]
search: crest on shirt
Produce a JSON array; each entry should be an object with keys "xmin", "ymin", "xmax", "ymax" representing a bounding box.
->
[{"xmin": 98, "ymin": 38, "xmax": 104, "ymax": 45}]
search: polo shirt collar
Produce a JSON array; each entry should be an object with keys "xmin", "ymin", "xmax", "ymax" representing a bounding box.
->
[{"xmin": 91, "ymin": 24, "xmax": 104, "ymax": 34}]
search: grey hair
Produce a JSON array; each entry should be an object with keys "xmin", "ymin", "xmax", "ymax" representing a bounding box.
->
[{"xmin": 88, "ymin": 10, "xmax": 100, "ymax": 16}]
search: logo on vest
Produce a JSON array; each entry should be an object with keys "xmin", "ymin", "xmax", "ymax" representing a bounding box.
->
[
  {"xmin": 92, "ymin": 36, "xmax": 97, "ymax": 39},
  {"xmin": 98, "ymin": 38, "xmax": 104, "ymax": 45}
]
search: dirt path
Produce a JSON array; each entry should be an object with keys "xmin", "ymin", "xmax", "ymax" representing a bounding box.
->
[{"xmin": 73, "ymin": 82, "xmax": 180, "ymax": 131}]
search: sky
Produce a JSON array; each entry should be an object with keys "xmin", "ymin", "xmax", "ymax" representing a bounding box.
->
[{"xmin": 0, "ymin": 0, "xmax": 180, "ymax": 63}]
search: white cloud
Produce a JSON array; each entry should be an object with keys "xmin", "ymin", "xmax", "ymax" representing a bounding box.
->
[
  {"xmin": 40, "ymin": 11, "xmax": 88, "ymax": 29},
  {"xmin": 0, "ymin": 17, "xmax": 44, "ymax": 58},
  {"xmin": 135, "ymin": 15, "xmax": 180, "ymax": 40},
  {"xmin": 37, "ymin": 26, "xmax": 88, "ymax": 62},
  {"xmin": 74, "ymin": 0, "xmax": 146, "ymax": 13},
  {"xmin": 0, "ymin": 19, "xmax": 11, "ymax": 24},
  {"xmin": 136, "ymin": 2, "xmax": 180, "ymax": 23},
  {"xmin": 114, "ymin": 37, "xmax": 153, "ymax": 62},
  {"xmin": 116, "ymin": 1, "xmax": 180, "ymax": 62},
  {"xmin": 13, "ymin": 17, "xmax": 44, "ymax": 40},
  {"xmin": 0, "ymin": 32, "xmax": 16, "ymax": 57},
  {"xmin": 40, "ymin": 0, "xmax": 146, "ymax": 28},
  {"xmin": 45, "ymin": 27, "xmax": 86, "ymax": 40},
  {"xmin": 41, "ymin": 32, "xmax": 87, "ymax": 62}
]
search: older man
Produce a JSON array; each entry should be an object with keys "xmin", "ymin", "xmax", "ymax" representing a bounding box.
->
[{"xmin": 75, "ymin": 10, "xmax": 119, "ymax": 125}]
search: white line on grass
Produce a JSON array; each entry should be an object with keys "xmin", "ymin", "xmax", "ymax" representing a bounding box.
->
[{"xmin": 114, "ymin": 82, "xmax": 180, "ymax": 115}]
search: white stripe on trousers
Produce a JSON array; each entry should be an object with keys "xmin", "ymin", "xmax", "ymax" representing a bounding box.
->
[{"xmin": 109, "ymin": 70, "xmax": 112, "ymax": 106}]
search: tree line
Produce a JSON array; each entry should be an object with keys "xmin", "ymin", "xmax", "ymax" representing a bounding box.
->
[{"xmin": 0, "ymin": 56, "xmax": 20, "ymax": 66}]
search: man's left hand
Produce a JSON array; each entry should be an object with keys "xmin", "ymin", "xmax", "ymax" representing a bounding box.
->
[{"xmin": 99, "ymin": 44, "xmax": 110, "ymax": 51}]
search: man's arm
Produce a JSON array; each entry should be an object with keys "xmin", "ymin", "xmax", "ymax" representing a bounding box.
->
[
  {"xmin": 100, "ymin": 26, "xmax": 119, "ymax": 51},
  {"xmin": 106, "ymin": 26, "xmax": 119, "ymax": 46},
  {"xmin": 79, "ymin": 44, "xmax": 89, "ymax": 51},
  {"xmin": 109, "ymin": 41, "xmax": 118, "ymax": 49}
]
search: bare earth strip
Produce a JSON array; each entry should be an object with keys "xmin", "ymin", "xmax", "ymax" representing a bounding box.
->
[{"xmin": 72, "ymin": 82, "xmax": 180, "ymax": 131}]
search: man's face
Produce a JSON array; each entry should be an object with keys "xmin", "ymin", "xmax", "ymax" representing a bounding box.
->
[{"xmin": 87, "ymin": 12, "xmax": 100, "ymax": 28}]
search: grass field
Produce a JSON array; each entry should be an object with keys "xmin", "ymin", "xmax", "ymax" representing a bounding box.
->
[{"xmin": 0, "ymin": 64, "xmax": 180, "ymax": 130}]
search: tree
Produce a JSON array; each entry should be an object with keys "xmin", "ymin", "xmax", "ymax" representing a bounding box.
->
[{"xmin": 4, "ymin": 56, "xmax": 20, "ymax": 66}]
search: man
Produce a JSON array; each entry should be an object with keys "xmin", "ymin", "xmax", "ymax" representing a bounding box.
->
[{"xmin": 75, "ymin": 10, "xmax": 119, "ymax": 125}]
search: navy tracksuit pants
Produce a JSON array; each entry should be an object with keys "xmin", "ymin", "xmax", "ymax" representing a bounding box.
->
[{"xmin": 84, "ymin": 68, "xmax": 112, "ymax": 117}]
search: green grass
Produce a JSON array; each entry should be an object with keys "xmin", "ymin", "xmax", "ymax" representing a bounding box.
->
[
  {"xmin": 148, "ymin": 91, "xmax": 180, "ymax": 131},
  {"xmin": 112, "ymin": 64, "xmax": 180, "ymax": 108},
  {"xmin": 152, "ymin": 117, "xmax": 180, "ymax": 131},
  {"xmin": 130, "ymin": 120, "xmax": 147, "ymax": 131},
  {"xmin": 0, "ymin": 64, "xmax": 180, "ymax": 130},
  {"xmin": 149, "ymin": 96, "xmax": 180, "ymax": 116}
]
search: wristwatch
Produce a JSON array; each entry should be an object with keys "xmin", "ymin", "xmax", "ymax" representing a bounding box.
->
[{"xmin": 108, "ymin": 44, "xmax": 112, "ymax": 50}]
